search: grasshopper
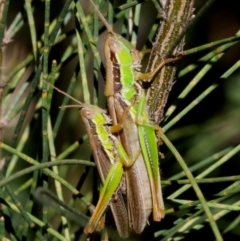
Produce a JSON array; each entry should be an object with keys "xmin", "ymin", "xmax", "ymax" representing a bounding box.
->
[
  {"xmin": 80, "ymin": 104, "xmax": 131, "ymax": 237},
  {"xmin": 44, "ymin": 83, "xmax": 132, "ymax": 237}
]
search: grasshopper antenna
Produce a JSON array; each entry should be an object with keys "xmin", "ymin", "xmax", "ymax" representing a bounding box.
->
[
  {"xmin": 44, "ymin": 80, "xmax": 83, "ymax": 106},
  {"xmin": 88, "ymin": 0, "xmax": 116, "ymax": 36}
]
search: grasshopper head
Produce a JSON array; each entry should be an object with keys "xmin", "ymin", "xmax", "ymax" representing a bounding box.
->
[
  {"xmin": 105, "ymin": 33, "xmax": 142, "ymax": 67},
  {"xmin": 80, "ymin": 105, "xmax": 111, "ymax": 126},
  {"xmin": 106, "ymin": 34, "xmax": 123, "ymax": 54},
  {"xmin": 81, "ymin": 107, "xmax": 96, "ymax": 121}
]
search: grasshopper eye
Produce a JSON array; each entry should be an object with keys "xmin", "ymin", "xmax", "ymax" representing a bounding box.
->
[
  {"xmin": 108, "ymin": 38, "xmax": 122, "ymax": 53},
  {"xmin": 81, "ymin": 108, "xmax": 95, "ymax": 119}
]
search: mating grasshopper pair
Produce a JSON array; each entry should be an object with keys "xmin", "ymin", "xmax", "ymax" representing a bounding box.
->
[
  {"xmin": 80, "ymin": 0, "xmax": 180, "ymax": 238},
  {"xmin": 45, "ymin": 0, "xmax": 181, "ymax": 238}
]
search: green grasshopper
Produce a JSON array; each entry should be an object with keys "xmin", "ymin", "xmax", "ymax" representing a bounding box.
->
[
  {"xmin": 44, "ymin": 82, "xmax": 132, "ymax": 237},
  {"xmin": 80, "ymin": 104, "xmax": 131, "ymax": 237}
]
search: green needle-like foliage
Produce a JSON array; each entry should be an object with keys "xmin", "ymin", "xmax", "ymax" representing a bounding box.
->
[{"xmin": 0, "ymin": 0, "xmax": 239, "ymax": 240}]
